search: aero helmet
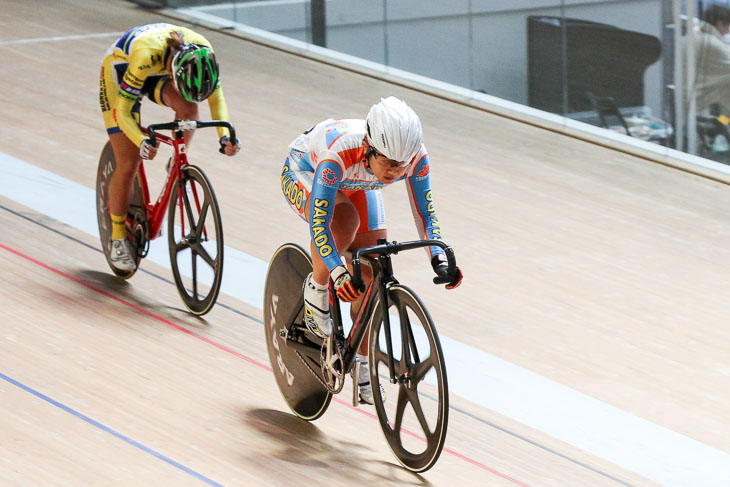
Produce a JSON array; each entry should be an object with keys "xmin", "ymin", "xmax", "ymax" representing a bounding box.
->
[
  {"xmin": 366, "ymin": 96, "xmax": 423, "ymax": 163},
  {"xmin": 171, "ymin": 44, "xmax": 220, "ymax": 103}
]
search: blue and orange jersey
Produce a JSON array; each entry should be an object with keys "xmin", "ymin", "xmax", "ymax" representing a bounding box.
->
[
  {"xmin": 288, "ymin": 118, "xmax": 444, "ymax": 271},
  {"xmin": 102, "ymin": 23, "xmax": 230, "ymax": 146}
]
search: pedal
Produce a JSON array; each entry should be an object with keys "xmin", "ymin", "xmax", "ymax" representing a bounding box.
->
[{"xmin": 129, "ymin": 208, "xmax": 149, "ymax": 259}]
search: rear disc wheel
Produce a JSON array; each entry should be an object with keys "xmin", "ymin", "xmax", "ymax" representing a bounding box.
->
[{"xmin": 263, "ymin": 243, "xmax": 332, "ymax": 420}]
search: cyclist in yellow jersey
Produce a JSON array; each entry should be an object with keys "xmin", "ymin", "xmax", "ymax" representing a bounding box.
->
[{"xmin": 99, "ymin": 23, "xmax": 240, "ymax": 272}]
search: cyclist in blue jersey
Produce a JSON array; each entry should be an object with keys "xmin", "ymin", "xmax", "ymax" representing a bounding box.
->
[{"xmin": 280, "ymin": 96, "xmax": 462, "ymax": 404}]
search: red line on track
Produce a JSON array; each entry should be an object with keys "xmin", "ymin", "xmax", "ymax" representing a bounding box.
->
[
  {"xmin": 2, "ymin": 242, "xmax": 531, "ymax": 485},
  {"xmin": 0, "ymin": 243, "xmax": 269, "ymax": 371}
]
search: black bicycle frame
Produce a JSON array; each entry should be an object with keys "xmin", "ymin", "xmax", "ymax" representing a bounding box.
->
[
  {"xmin": 337, "ymin": 266, "xmax": 383, "ymax": 376},
  {"xmin": 282, "ymin": 238, "xmax": 456, "ymax": 385},
  {"xmin": 279, "ymin": 269, "xmax": 381, "ymax": 378},
  {"xmin": 349, "ymin": 239, "xmax": 456, "ymax": 383}
]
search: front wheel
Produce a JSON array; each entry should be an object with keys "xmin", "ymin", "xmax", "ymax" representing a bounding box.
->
[
  {"xmin": 368, "ymin": 284, "xmax": 449, "ymax": 473},
  {"xmin": 167, "ymin": 164, "xmax": 224, "ymax": 316}
]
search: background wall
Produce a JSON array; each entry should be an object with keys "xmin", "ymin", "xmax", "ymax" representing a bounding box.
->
[{"xmin": 190, "ymin": 0, "xmax": 665, "ymax": 117}]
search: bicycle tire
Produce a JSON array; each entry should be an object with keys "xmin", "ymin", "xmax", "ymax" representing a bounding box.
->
[
  {"xmin": 263, "ymin": 243, "xmax": 333, "ymax": 421},
  {"xmin": 95, "ymin": 141, "xmax": 144, "ymax": 279},
  {"xmin": 368, "ymin": 284, "xmax": 449, "ymax": 473},
  {"xmin": 167, "ymin": 164, "xmax": 224, "ymax": 316}
]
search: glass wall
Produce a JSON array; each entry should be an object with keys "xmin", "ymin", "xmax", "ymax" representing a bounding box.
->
[{"xmin": 188, "ymin": 0, "xmax": 730, "ymax": 165}]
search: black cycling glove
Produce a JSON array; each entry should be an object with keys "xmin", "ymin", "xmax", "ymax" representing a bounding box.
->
[{"xmin": 431, "ymin": 255, "xmax": 463, "ymax": 289}]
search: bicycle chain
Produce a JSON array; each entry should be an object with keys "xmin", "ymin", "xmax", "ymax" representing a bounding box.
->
[
  {"xmin": 294, "ymin": 336, "xmax": 345, "ymax": 394},
  {"xmin": 321, "ymin": 337, "xmax": 346, "ymax": 394}
]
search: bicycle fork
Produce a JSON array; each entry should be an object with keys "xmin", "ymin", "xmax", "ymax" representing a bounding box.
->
[{"xmin": 378, "ymin": 274, "xmax": 400, "ymax": 385}]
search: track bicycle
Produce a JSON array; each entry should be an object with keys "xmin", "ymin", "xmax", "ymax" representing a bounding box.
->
[
  {"xmin": 264, "ymin": 238, "xmax": 457, "ymax": 472},
  {"xmin": 96, "ymin": 120, "xmax": 235, "ymax": 316}
]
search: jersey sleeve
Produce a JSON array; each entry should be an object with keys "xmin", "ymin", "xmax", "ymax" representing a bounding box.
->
[
  {"xmin": 113, "ymin": 48, "xmax": 157, "ymax": 147},
  {"xmin": 406, "ymin": 153, "xmax": 445, "ymax": 261},
  {"xmin": 184, "ymin": 31, "xmax": 232, "ymax": 140},
  {"xmin": 205, "ymin": 83, "xmax": 231, "ymax": 139},
  {"xmin": 309, "ymin": 159, "xmax": 344, "ymax": 272}
]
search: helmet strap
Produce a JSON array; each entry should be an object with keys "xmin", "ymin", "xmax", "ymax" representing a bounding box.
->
[
  {"xmin": 364, "ymin": 140, "xmax": 377, "ymax": 170},
  {"xmin": 163, "ymin": 46, "xmax": 172, "ymax": 72}
]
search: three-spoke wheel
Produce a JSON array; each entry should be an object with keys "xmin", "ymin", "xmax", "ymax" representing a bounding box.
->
[
  {"xmin": 368, "ymin": 285, "xmax": 449, "ymax": 473},
  {"xmin": 167, "ymin": 165, "xmax": 224, "ymax": 316}
]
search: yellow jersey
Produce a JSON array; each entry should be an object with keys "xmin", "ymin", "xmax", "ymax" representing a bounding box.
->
[{"xmin": 100, "ymin": 23, "xmax": 230, "ymax": 146}]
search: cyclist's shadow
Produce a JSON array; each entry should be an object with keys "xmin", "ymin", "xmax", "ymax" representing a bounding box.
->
[
  {"xmin": 243, "ymin": 408, "xmax": 433, "ymax": 485},
  {"xmin": 71, "ymin": 269, "xmax": 211, "ymax": 326}
]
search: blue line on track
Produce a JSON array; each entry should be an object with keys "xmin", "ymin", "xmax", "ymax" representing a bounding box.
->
[{"xmin": 0, "ymin": 372, "xmax": 224, "ymax": 487}]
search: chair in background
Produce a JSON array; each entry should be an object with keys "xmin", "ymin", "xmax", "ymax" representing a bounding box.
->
[
  {"xmin": 527, "ymin": 16, "xmax": 661, "ymax": 115},
  {"xmin": 586, "ymin": 91, "xmax": 631, "ymax": 135}
]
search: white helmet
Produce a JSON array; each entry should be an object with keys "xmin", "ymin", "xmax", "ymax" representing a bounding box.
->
[{"xmin": 366, "ymin": 96, "xmax": 423, "ymax": 163}]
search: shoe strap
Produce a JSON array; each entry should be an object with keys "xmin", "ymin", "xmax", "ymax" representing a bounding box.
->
[{"xmin": 304, "ymin": 300, "xmax": 329, "ymax": 315}]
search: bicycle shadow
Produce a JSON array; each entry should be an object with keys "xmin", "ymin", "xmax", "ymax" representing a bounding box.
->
[
  {"xmin": 242, "ymin": 408, "xmax": 433, "ymax": 486},
  {"xmin": 69, "ymin": 269, "xmax": 212, "ymax": 327}
]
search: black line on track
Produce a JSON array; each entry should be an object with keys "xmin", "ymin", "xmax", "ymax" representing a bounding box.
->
[{"xmin": 0, "ymin": 203, "xmax": 263, "ymax": 324}]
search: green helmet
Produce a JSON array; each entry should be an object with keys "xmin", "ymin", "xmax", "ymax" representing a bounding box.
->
[{"xmin": 171, "ymin": 44, "xmax": 219, "ymax": 103}]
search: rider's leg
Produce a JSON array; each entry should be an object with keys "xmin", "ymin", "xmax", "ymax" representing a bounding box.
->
[
  {"xmin": 301, "ymin": 192, "xmax": 359, "ymax": 337},
  {"xmin": 102, "ymin": 59, "xmax": 143, "ymax": 232},
  {"xmin": 108, "ymin": 133, "xmax": 141, "ymax": 219},
  {"xmin": 347, "ymin": 231, "xmax": 386, "ymax": 405},
  {"xmin": 107, "ymin": 81, "xmax": 197, "ymax": 242},
  {"xmin": 100, "ymin": 63, "xmax": 161, "ymax": 272},
  {"xmin": 337, "ymin": 189, "xmax": 386, "ymax": 353},
  {"xmin": 342, "ymin": 190, "xmax": 387, "ymax": 404},
  {"xmin": 106, "ymin": 133, "xmax": 140, "ymax": 271}
]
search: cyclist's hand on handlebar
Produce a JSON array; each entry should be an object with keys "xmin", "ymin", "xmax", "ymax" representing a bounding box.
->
[
  {"xmin": 432, "ymin": 255, "xmax": 463, "ymax": 290},
  {"xmin": 330, "ymin": 266, "xmax": 362, "ymax": 302},
  {"xmin": 219, "ymin": 135, "xmax": 241, "ymax": 156},
  {"xmin": 139, "ymin": 139, "xmax": 159, "ymax": 160}
]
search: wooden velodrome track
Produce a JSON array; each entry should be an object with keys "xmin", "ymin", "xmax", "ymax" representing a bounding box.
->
[{"xmin": 2, "ymin": 1, "xmax": 730, "ymax": 486}]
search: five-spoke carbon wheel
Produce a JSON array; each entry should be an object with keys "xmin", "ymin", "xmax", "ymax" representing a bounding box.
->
[
  {"xmin": 167, "ymin": 165, "xmax": 224, "ymax": 316},
  {"xmin": 368, "ymin": 284, "xmax": 449, "ymax": 472}
]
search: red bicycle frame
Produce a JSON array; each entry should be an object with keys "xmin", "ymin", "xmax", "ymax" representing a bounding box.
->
[{"xmin": 136, "ymin": 120, "xmax": 235, "ymax": 241}]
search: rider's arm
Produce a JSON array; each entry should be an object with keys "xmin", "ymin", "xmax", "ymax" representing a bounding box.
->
[
  {"xmin": 205, "ymin": 83, "xmax": 232, "ymax": 140},
  {"xmin": 113, "ymin": 49, "xmax": 153, "ymax": 148},
  {"xmin": 309, "ymin": 159, "xmax": 345, "ymax": 272},
  {"xmin": 405, "ymin": 153, "xmax": 446, "ymax": 261},
  {"xmin": 407, "ymin": 155, "xmax": 463, "ymax": 288}
]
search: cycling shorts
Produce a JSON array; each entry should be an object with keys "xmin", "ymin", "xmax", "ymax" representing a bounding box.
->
[
  {"xmin": 99, "ymin": 58, "xmax": 169, "ymax": 135},
  {"xmin": 281, "ymin": 149, "xmax": 386, "ymax": 235}
]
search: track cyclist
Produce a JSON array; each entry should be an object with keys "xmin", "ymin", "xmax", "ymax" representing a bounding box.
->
[
  {"xmin": 99, "ymin": 23, "xmax": 240, "ymax": 272},
  {"xmin": 280, "ymin": 96, "xmax": 463, "ymax": 404}
]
